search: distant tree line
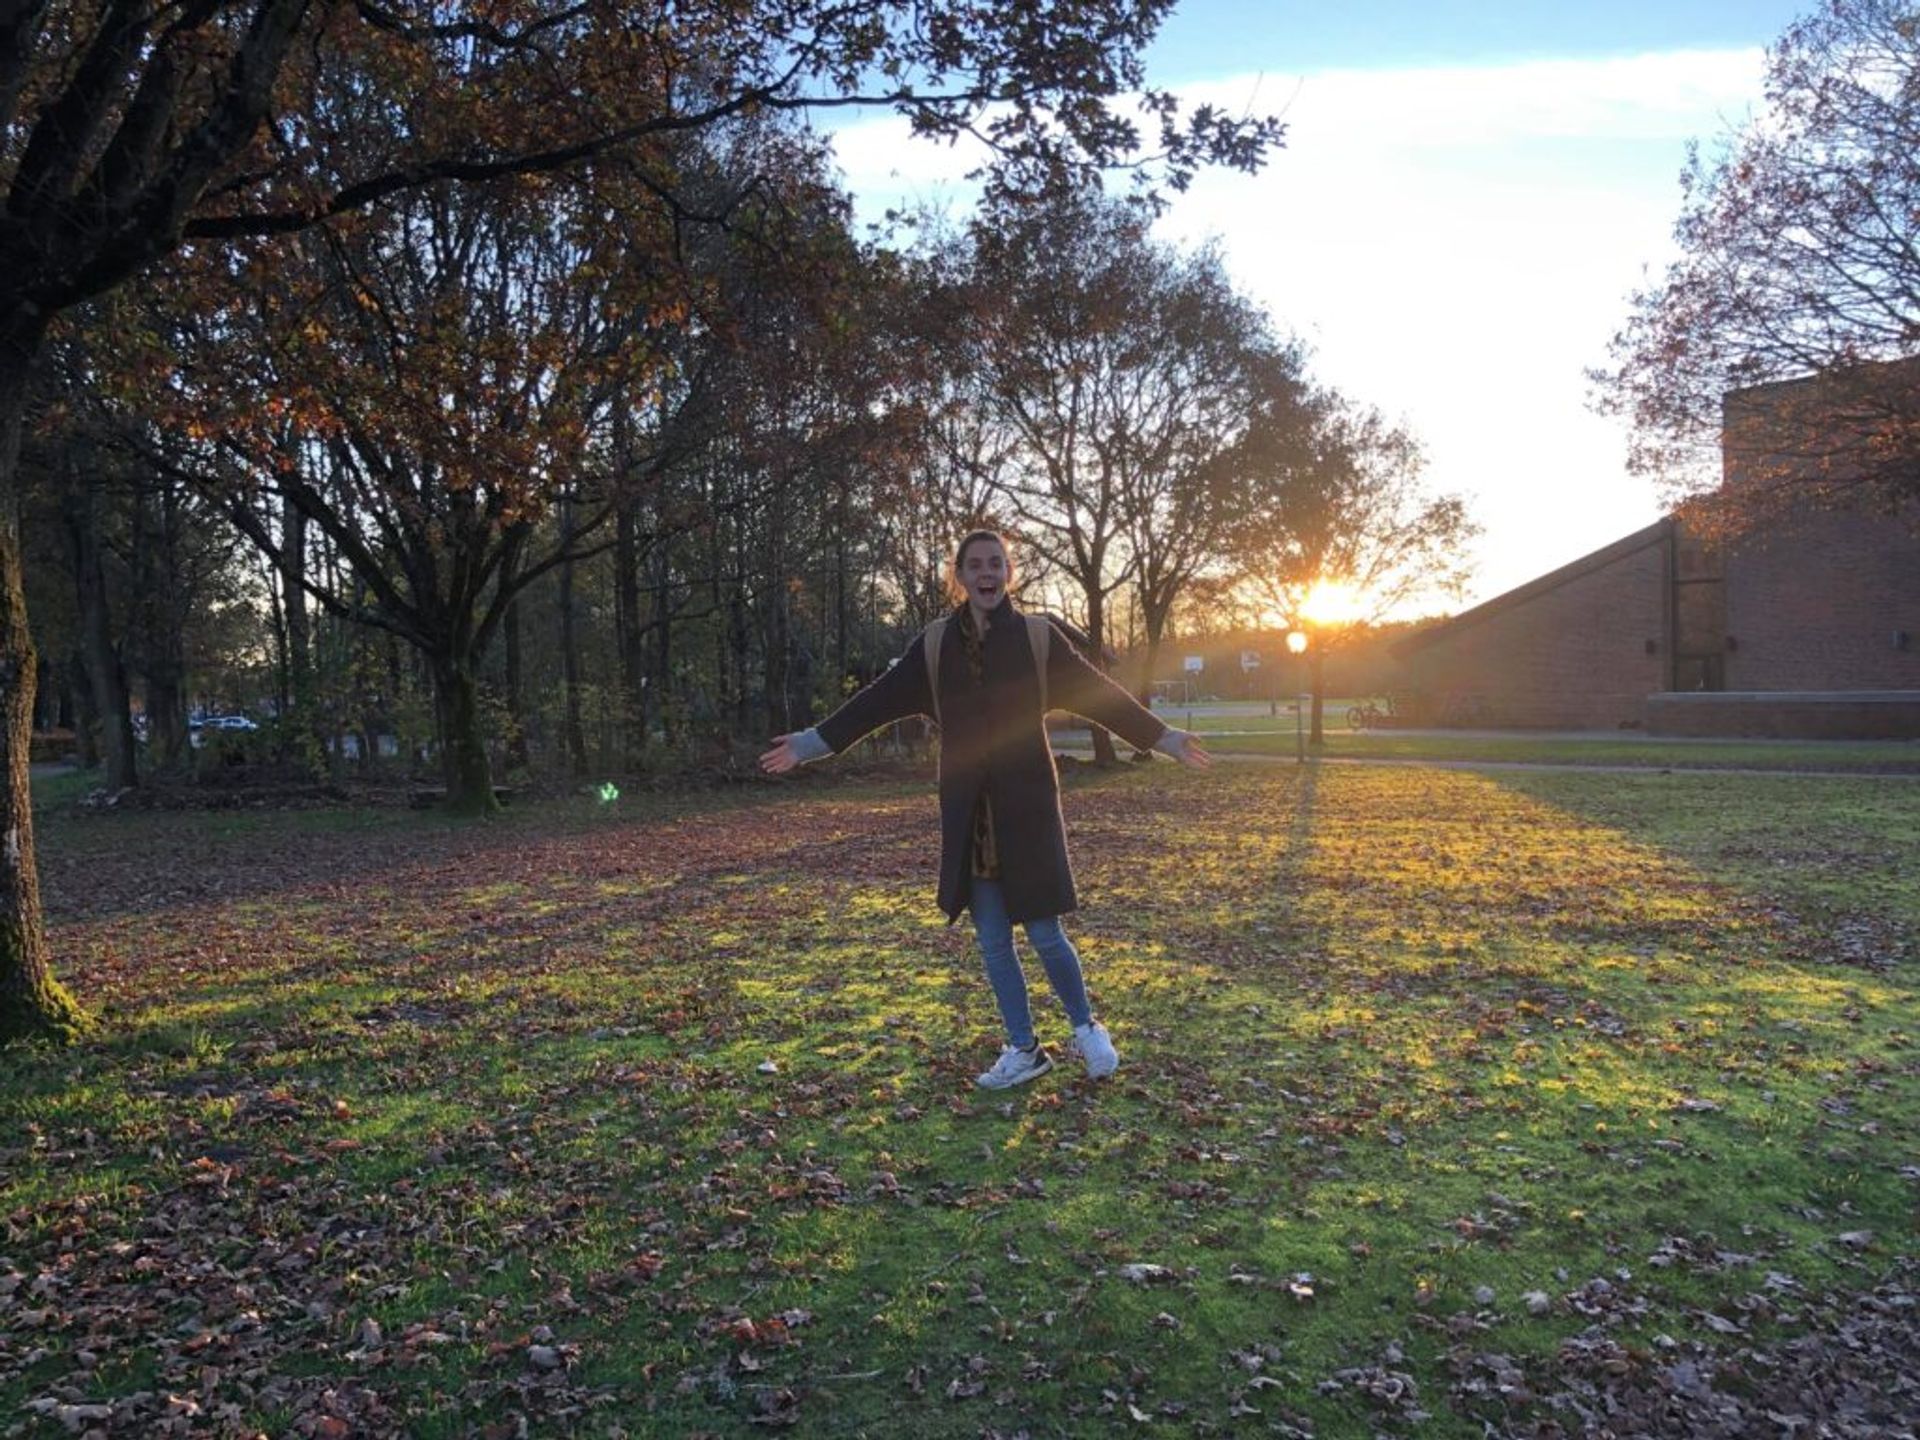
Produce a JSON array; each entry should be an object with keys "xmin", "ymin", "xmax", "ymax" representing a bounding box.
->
[{"xmin": 22, "ymin": 158, "xmax": 1472, "ymax": 800}]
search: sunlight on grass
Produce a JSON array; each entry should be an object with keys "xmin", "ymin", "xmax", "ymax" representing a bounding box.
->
[{"xmin": 3, "ymin": 764, "xmax": 1914, "ymax": 1437}]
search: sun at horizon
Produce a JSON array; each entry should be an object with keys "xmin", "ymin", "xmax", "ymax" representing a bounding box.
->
[{"xmin": 1300, "ymin": 579, "xmax": 1364, "ymax": 626}]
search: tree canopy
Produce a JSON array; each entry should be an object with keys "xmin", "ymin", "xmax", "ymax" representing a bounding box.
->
[{"xmin": 1595, "ymin": 0, "xmax": 1920, "ymax": 529}]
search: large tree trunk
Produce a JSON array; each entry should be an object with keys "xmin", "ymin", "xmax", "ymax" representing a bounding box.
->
[
  {"xmin": 36, "ymin": 657, "xmax": 69, "ymax": 731},
  {"xmin": 267, "ymin": 553, "xmax": 288, "ymax": 728},
  {"xmin": 383, "ymin": 631, "xmax": 406, "ymax": 772},
  {"xmin": 65, "ymin": 460, "xmax": 137, "ymax": 791},
  {"xmin": 136, "ymin": 485, "xmax": 191, "ymax": 771},
  {"xmin": 729, "ymin": 588, "xmax": 752, "ymax": 736},
  {"xmin": 764, "ymin": 581, "xmax": 792, "ymax": 737},
  {"xmin": 0, "ymin": 331, "xmax": 89, "ymax": 1044},
  {"xmin": 726, "ymin": 542, "xmax": 751, "ymax": 738},
  {"xmin": 430, "ymin": 651, "xmax": 499, "ymax": 815},
  {"xmin": 279, "ymin": 493, "xmax": 320, "ymax": 769},
  {"xmin": 66, "ymin": 650, "xmax": 99, "ymax": 769},
  {"xmin": 558, "ymin": 499, "xmax": 588, "ymax": 779},
  {"xmin": 705, "ymin": 514, "xmax": 731, "ymax": 738},
  {"xmin": 614, "ymin": 503, "xmax": 646, "ymax": 768},
  {"xmin": 833, "ymin": 517, "xmax": 849, "ymax": 687},
  {"xmin": 788, "ymin": 629, "xmax": 813, "ymax": 731},
  {"xmin": 1136, "ymin": 598, "xmax": 1173, "ymax": 757},
  {"xmin": 31, "ymin": 656, "xmax": 53, "ymax": 730},
  {"xmin": 1135, "ymin": 632, "xmax": 1165, "ymax": 756},
  {"xmin": 145, "ymin": 667, "xmax": 189, "ymax": 772},
  {"xmin": 611, "ymin": 405, "xmax": 647, "ymax": 769},
  {"xmin": 501, "ymin": 595, "xmax": 529, "ymax": 772},
  {"xmin": 652, "ymin": 559, "xmax": 675, "ymax": 746},
  {"xmin": 1139, "ymin": 635, "xmax": 1164, "ymax": 702}
]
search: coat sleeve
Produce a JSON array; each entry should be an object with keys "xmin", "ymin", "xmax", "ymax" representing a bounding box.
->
[
  {"xmin": 1044, "ymin": 622, "xmax": 1168, "ymax": 754},
  {"xmin": 815, "ymin": 633, "xmax": 936, "ymax": 754}
]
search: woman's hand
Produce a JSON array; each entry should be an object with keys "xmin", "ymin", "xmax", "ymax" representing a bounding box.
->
[
  {"xmin": 1155, "ymin": 728, "xmax": 1213, "ymax": 769},
  {"xmin": 760, "ymin": 735, "xmax": 801, "ymax": 774}
]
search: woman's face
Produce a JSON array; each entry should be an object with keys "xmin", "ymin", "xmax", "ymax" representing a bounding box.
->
[{"xmin": 959, "ymin": 537, "xmax": 1011, "ymax": 610}]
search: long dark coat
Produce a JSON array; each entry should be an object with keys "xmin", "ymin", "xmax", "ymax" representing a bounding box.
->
[{"xmin": 815, "ymin": 601, "xmax": 1167, "ymax": 925}]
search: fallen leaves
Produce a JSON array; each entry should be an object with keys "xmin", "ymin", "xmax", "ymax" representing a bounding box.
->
[{"xmin": 8, "ymin": 764, "xmax": 1918, "ymax": 1436}]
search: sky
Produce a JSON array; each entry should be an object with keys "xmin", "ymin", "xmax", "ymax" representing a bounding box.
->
[{"xmin": 818, "ymin": 0, "xmax": 1812, "ymax": 610}]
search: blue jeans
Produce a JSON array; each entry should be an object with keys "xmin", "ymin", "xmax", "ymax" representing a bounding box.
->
[{"xmin": 969, "ymin": 879, "xmax": 1093, "ymax": 1048}]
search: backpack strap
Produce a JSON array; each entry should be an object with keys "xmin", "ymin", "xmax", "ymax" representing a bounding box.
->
[
  {"xmin": 1025, "ymin": 614, "xmax": 1051, "ymax": 714},
  {"xmin": 922, "ymin": 616, "xmax": 948, "ymax": 725}
]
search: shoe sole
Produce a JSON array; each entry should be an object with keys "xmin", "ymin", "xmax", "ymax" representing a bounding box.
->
[{"xmin": 976, "ymin": 1054, "xmax": 1054, "ymax": 1089}]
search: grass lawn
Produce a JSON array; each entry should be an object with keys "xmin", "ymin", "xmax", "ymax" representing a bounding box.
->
[
  {"xmin": 24, "ymin": 766, "xmax": 107, "ymax": 812},
  {"xmin": 1209, "ymin": 729, "xmax": 1920, "ymax": 771},
  {"xmin": 1095, "ymin": 699, "xmax": 1920, "ymax": 771},
  {"xmin": 3, "ymin": 762, "xmax": 1916, "ymax": 1437}
]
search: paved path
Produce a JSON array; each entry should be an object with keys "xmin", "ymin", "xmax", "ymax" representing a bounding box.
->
[
  {"xmin": 1053, "ymin": 748, "xmax": 1920, "ymax": 780},
  {"xmin": 1072, "ymin": 720, "xmax": 1920, "ymax": 747}
]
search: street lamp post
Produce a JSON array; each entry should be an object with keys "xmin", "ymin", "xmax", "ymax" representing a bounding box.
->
[{"xmin": 1286, "ymin": 629, "xmax": 1308, "ymax": 764}]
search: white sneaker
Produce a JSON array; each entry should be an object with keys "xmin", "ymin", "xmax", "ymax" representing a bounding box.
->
[
  {"xmin": 1070, "ymin": 1021, "xmax": 1120, "ymax": 1079},
  {"xmin": 975, "ymin": 1044, "xmax": 1054, "ymax": 1089}
]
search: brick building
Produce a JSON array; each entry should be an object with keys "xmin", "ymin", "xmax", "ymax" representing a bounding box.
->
[{"xmin": 1394, "ymin": 370, "xmax": 1920, "ymax": 737}]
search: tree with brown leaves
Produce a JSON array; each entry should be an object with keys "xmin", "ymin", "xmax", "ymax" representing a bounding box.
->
[{"xmin": 1595, "ymin": 0, "xmax": 1920, "ymax": 532}]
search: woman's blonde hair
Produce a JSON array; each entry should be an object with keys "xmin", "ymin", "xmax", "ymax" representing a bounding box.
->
[{"xmin": 947, "ymin": 529, "xmax": 1014, "ymax": 606}]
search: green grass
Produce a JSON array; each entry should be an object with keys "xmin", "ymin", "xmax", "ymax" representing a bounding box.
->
[
  {"xmin": 3, "ymin": 763, "xmax": 1915, "ymax": 1436},
  {"xmin": 26, "ymin": 765, "xmax": 104, "ymax": 813},
  {"xmin": 1063, "ymin": 700, "xmax": 1920, "ymax": 770},
  {"xmin": 1201, "ymin": 724, "xmax": 1920, "ymax": 770}
]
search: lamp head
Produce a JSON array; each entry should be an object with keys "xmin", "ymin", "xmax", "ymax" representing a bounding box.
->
[{"xmin": 1286, "ymin": 630, "xmax": 1308, "ymax": 655}]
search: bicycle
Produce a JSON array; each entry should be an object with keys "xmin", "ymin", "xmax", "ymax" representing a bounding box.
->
[{"xmin": 1346, "ymin": 699, "xmax": 1386, "ymax": 731}]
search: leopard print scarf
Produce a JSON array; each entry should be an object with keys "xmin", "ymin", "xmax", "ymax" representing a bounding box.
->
[{"xmin": 957, "ymin": 605, "xmax": 1000, "ymax": 880}]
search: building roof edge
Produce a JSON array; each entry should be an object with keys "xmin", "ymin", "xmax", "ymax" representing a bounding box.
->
[{"xmin": 1392, "ymin": 517, "xmax": 1675, "ymax": 659}]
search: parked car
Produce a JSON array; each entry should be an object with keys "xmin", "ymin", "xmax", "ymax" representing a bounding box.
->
[{"xmin": 187, "ymin": 714, "xmax": 260, "ymax": 746}]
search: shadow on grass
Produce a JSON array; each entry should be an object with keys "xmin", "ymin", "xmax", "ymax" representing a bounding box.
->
[{"xmin": 1483, "ymin": 767, "xmax": 1918, "ymax": 992}]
